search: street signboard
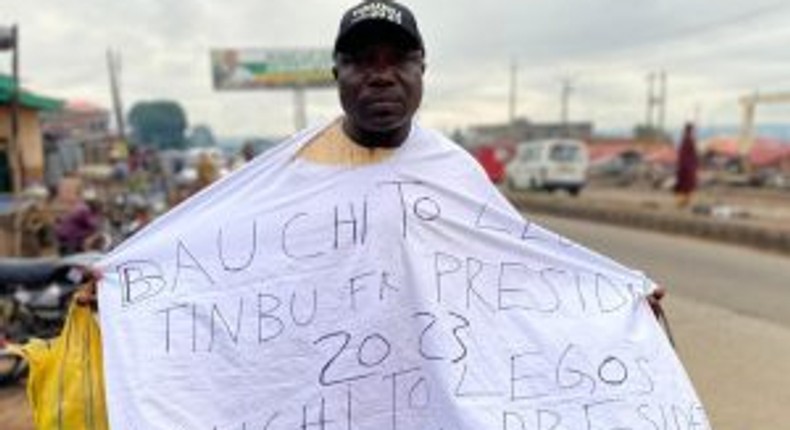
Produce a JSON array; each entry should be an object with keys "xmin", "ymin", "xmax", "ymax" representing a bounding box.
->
[
  {"xmin": 0, "ymin": 26, "xmax": 16, "ymax": 51},
  {"xmin": 211, "ymin": 48, "xmax": 334, "ymax": 90}
]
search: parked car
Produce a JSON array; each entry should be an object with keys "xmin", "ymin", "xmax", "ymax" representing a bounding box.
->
[{"xmin": 505, "ymin": 139, "xmax": 589, "ymax": 196}]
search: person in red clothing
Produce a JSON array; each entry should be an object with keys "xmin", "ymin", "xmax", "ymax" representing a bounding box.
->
[{"xmin": 674, "ymin": 122, "xmax": 699, "ymax": 208}]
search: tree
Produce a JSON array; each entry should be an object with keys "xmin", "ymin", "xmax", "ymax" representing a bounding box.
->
[
  {"xmin": 128, "ymin": 100, "xmax": 189, "ymax": 149},
  {"xmin": 187, "ymin": 124, "xmax": 217, "ymax": 148}
]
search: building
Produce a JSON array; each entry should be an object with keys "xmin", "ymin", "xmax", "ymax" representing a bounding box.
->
[
  {"xmin": 467, "ymin": 118, "xmax": 594, "ymax": 148},
  {"xmin": 1, "ymin": 74, "xmax": 62, "ymax": 256},
  {"xmin": 40, "ymin": 99, "xmax": 112, "ymax": 187},
  {"xmin": 40, "ymin": 99, "xmax": 111, "ymax": 163},
  {"xmin": 0, "ymin": 74, "xmax": 62, "ymax": 193}
]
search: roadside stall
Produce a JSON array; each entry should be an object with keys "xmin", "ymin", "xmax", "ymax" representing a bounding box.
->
[{"xmin": 0, "ymin": 74, "xmax": 62, "ymax": 256}]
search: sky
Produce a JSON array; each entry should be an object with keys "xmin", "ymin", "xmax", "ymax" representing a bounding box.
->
[{"xmin": 3, "ymin": 0, "xmax": 790, "ymax": 139}]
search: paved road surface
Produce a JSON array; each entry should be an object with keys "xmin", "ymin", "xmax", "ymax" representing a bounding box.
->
[
  {"xmin": 533, "ymin": 213, "xmax": 790, "ymax": 328},
  {"xmin": 533, "ymin": 213, "xmax": 790, "ymax": 430}
]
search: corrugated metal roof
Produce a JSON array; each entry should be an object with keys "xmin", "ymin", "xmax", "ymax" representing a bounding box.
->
[
  {"xmin": 0, "ymin": 74, "xmax": 63, "ymax": 111},
  {"xmin": 701, "ymin": 136, "xmax": 790, "ymax": 167}
]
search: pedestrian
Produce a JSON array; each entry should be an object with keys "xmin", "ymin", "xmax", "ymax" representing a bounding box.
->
[
  {"xmin": 231, "ymin": 141, "xmax": 257, "ymax": 170},
  {"xmin": 675, "ymin": 122, "xmax": 699, "ymax": 208},
  {"xmin": 54, "ymin": 188, "xmax": 104, "ymax": 255},
  {"xmin": 195, "ymin": 150, "xmax": 219, "ymax": 189}
]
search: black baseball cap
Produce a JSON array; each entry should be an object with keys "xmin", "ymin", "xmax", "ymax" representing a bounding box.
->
[{"xmin": 333, "ymin": 0, "xmax": 424, "ymax": 55}]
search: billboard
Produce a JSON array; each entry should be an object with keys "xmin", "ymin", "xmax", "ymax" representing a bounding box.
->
[{"xmin": 211, "ymin": 48, "xmax": 334, "ymax": 90}]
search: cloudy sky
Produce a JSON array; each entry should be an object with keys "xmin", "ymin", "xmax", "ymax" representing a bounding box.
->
[{"xmin": 4, "ymin": 0, "xmax": 790, "ymax": 138}]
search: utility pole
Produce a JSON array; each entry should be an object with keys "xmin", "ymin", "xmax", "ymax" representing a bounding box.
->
[
  {"xmin": 1, "ymin": 25, "xmax": 22, "ymax": 256},
  {"xmin": 509, "ymin": 58, "xmax": 517, "ymax": 124},
  {"xmin": 1, "ymin": 25, "xmax": 22, "ymax": 193},
  {"xmin": 645, "ymin": 72, "xmax": 655, "ymax": 129},
  {"xmin": 657, "ymin": 70, "xmax": 667, "ymax": 137},
  {"xmin": 107, "ymin": 49, "xmax": 126, "ymax": 140},
  {"xmin": 645, "ymin": 70, "xmax": 667, "ymax": 142},
  {"xmin": 560, "ymin": 77, "xmax": 574, "ymax": 137},
  {"xmin": 10, "ymin": 25, "xmax": 20, "ymax": 193}
]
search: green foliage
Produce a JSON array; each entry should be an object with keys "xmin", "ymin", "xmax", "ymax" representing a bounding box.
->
[
  {"xmin": 188, "ymin": 124, "xmax": 217, "ymax": 148},
  {"xmin": 128, "ymin": 100, "xmax": 188, "ymax": 149}
]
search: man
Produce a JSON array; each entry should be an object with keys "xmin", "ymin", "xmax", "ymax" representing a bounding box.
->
[
  {"xmin": 78, "ymin": 0, "xmax": 428, "ymax": 298},
  {"xmin": 294, "ymin": 0, "xmax": 425, "ymax": 165},
  {"xmin": 80, "ymin": 3, "xmax": 691, "ymax": 430},
  {"xmin": 272, "ymin": 1, "xmax": 672, "ymax": 308},
  {"xmin": 213, "ymin": 49, "xmax": 255, "ymax": 89},
  {"xmin": 80, "ymin": 0, "xmax": 668, "ymax": 321}
]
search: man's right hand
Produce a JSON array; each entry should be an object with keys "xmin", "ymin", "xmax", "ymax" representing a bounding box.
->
[{"xmin": 74, "ymin": 268, "xmax": 101, "ymax": 310}]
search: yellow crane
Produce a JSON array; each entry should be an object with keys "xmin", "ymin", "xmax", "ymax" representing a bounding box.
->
[{"xmin": 739, "ymin": 91, "xmax": 790, "ymax": 157}]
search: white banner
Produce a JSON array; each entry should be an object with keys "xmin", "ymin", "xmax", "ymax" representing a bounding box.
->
[{"xmin": 98, "ymin": 122, "xmax": 710, "ymax": 430}]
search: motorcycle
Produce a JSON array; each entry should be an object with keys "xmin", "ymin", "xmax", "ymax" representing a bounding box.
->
[{"xmin": 0, "ymin": 253, "xmax": 100, "ymax": 385}]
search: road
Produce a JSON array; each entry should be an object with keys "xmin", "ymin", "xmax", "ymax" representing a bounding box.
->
[
  {"xmin": 532, "ymin": 213, "xmax": 790, "ymax": 430},
  {"xmin": 533, "ymin": 212, "xmax": 790, "ymax": 327}
]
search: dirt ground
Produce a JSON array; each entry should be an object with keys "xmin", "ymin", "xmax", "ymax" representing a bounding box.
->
[
  {"xmin": 582, "ymin": 183, "xmax": 790, "ymax": 233},
  {"xmin": 0, "ymin": 383, "xmax": 32, "ymax": 430},
  {"xmin": 669, "ymin": 295, "xmax": 790, "ymax": 430}
]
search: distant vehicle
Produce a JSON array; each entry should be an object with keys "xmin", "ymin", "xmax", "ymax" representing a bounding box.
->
[
  {"xmin": 472, "ymin": 145, "xmax": 513, "ymax": 183},
  {"xmin": 505, "ymin": 139, "xmax": 589, "ymax": 196}
]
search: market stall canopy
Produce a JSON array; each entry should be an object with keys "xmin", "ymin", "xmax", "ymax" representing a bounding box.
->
[{"xmin": 0, "ymin": 74, "xmax": 63, "ymax": 111}]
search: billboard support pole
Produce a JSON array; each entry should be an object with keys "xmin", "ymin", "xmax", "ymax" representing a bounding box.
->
[
  {"xmin": 210, "ymin": 48, "xmax": 334, "ymax": 132},
  {"xmin": 3, "ymin": 25, "xmax": 23, "ymax": 194},
  {"xmin": 294, "ymin": 85, "xmax": 306, "ymax": 131}
]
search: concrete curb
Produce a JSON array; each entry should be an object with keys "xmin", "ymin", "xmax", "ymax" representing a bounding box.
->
[{"xmin": 505, "ymin": 191, "xmax": 790, "ymax": 256}]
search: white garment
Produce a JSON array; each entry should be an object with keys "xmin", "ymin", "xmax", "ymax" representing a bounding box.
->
[{"xmin": 98, "ymin": 122, "xmax": 709, "ymax": 430}]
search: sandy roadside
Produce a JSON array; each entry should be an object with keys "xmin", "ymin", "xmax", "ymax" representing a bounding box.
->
[
  {"xmin": 582, "ymin": 186, "xmax": 790, "ymax": 233},
  {"xmin": 667, "ymin": 294, "xmax": 790, "ymax": 430}
]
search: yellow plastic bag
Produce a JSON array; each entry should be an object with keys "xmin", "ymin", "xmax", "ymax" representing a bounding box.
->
[{"xmin": 16, "ymin": 301, "xmax": 108, "ymax": 430}]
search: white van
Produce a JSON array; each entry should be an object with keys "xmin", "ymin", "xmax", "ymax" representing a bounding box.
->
[{"xmin": 505, "ymin": 139, "xmax": 589, "ymax": 195}]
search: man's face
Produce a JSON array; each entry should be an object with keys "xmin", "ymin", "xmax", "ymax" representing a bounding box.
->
[
  {"xmin": 223, "ymin": 50, "xmax": 238, "ymax": 67},
  {"xmin": 334, "ymin": 34, "xmax": 424, "ymax": 136}
]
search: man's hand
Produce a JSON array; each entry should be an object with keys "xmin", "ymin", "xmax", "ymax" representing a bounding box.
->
[
  {"xmin": 648, "ymin": 284, "xmax": 666, "ymax": 318},
  {"xmin": 647, "ymin": 285, "xmax": 675, "ymax": 346},
  {"xmin": 74, "ymin": 268, "xmax": 102, "ymax": 310}
]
